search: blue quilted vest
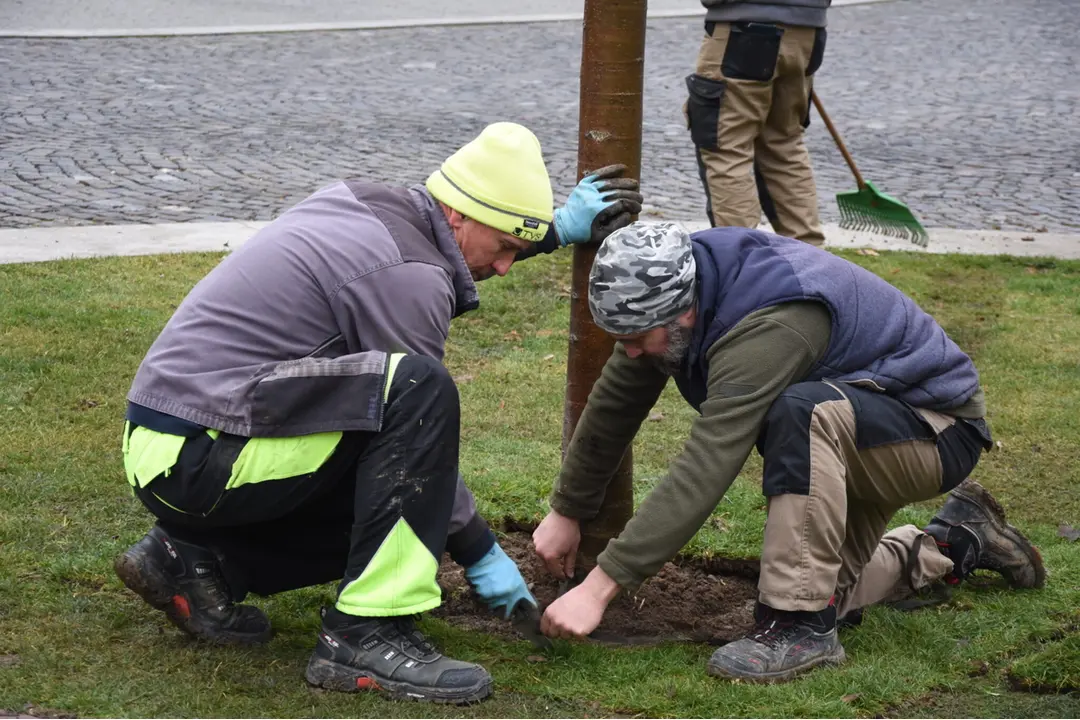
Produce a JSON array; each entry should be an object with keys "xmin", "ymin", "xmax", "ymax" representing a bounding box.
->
[{"xmin": 673, "ymin": 228, "xmax": 981, "ymax": 412}]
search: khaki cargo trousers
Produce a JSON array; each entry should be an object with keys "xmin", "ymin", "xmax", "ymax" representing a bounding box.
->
[
  {"xmin": 754, "ymin": 381, "xmax": 989, "ymax": 618},
  {"xmin": 686, "ymin": 21, "xmax": 827, "ymax": 246}
]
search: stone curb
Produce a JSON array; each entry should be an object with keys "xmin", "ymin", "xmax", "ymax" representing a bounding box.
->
[{"xmin": 2, "ymin": 220, "xmax": 1077, "ymax": 265}]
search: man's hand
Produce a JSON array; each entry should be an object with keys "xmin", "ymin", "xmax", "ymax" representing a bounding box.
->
[
  {"xmin": 533, "ymin": 510, "xmax": 581, "ymax": 579},
  {"xmin": 540, "ymin": 566, "xmax": 620, "ymax": 639},
  {"xmin": 553, "ymin": 165, "xmax": 644, "ymax": 246},
  {"xmin": 464, "ymin": 543, "xmax": 536, "ymax": 619}
]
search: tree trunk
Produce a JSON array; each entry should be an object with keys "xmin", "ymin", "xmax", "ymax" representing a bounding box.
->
[{"xmin": 563, "ymin": 0, "xmax": 647, "ymax": 566}]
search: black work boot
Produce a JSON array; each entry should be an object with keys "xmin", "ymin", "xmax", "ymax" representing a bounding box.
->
[
  {"xmin": 114, "ymin": 524, "xmax": 272, "ymax": 645},
  {"xmin": 707, "ymin": 601, "xmax": 845, "ymax": 683},
  {"xmin": 924, "ymin": 479, "xmax": 1046, "ymax": 589},
  {"xmin": 305, "ymin": 607, "xmax": 492, "ymax": 704}
]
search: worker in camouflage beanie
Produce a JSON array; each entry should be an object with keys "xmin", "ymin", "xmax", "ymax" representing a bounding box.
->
[
  {"xmin": 536, "ymin": 221, "xmax": 1043, "ymax": 685},
  {"xmin": 589, "ymin": 221, "xmax": 697, "ymax": 336}
]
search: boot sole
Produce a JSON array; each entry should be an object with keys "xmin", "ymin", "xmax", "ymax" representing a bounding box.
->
[
  {"xmin": 305, "ymin": 655, "xmax": 492, "ymax": 705},
  {"xmin": 707, "ymin": 645, "xmax": 847, "ymax": 684},
  {"xmin": 951, "ymin": 481, "xmax": 1047, "ymax": 589},
  {"xmin": 114, "ymin": 549, "xmax": 272, "ymax": 646}
]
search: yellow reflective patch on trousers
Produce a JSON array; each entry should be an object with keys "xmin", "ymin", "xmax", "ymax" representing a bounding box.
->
[
  {"xmin": 225, "ymin": 432, "xmax": 343, "ymax": 490},
  {"xmin": 384, "ymin": 352, "xmax": 405, "ymax": 402},
  {"xmin": 122, "ymin": 425, "xmax": 187, "ymax": 489},
  {"xmin": 335, "ymin": 517, "xmax": 441, "ymax": 617}
]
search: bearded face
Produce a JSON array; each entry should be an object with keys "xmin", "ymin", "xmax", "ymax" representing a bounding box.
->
[{"xmin": 651, "ymin": 319, "xmax": 694, "ymax": 375}]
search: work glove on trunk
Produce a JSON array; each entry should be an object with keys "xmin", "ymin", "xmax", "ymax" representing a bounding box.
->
[
  {"xmin": 463, "ymin": 543, "xmax": 536, "ymax": 619},
  {"xmin": 553, "ymin": 164, "xmax": 644, "ymax": 246}
]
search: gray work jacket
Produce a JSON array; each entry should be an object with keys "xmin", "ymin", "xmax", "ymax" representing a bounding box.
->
[{"xmin": 128, "ymin": 180, "xmax": 484, "ymax": 532}]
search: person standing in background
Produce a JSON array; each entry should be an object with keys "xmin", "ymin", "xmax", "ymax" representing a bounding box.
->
[{"xmin": 686, "ymin": 0, "xmax": 830, "ymax": 246}]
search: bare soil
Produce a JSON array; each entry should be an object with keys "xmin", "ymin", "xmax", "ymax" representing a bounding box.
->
[{"xmin": 433, "ymin": 525, "xmax": 760, "ymax": 646}]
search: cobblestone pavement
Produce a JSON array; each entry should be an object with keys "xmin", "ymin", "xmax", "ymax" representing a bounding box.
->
[{"xmin": 1, "ymin": 0, "xmax": 1077, "ymax": 231}]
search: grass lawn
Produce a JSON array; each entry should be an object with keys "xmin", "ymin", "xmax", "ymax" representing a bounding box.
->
[{"xmin": 1, "ymin": 248, "xmax": 1078, "ymax": 718}]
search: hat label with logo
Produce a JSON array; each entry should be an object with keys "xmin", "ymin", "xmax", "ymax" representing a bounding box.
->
[{"xmin": 513, "ymin": 226, "xmax": 545, "ymax": 241}]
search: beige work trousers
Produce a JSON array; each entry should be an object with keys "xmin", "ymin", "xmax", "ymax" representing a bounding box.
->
[
  {"xmin": 756, "ymin": 382, "xmax": 981, "ymax": 618},
  {"xmin": 686, "ymin": 21, "xmax": 826, "ymax": 246}
]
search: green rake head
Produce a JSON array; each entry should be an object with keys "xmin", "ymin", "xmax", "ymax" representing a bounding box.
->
[{"xmin": 837, "ymin": 181, "xmax": 929, "ymax": 247}]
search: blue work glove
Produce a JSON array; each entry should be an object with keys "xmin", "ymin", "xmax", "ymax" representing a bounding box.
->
[
  {"xmin": 553, "ymin": 164, "xmax": 644, "ymax": 246},
  {"xmin": 464, "ymin": 543, "xmax": 537, "ymax": 619}
]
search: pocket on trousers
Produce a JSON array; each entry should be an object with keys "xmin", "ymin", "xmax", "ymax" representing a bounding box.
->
[
  {"xmin": 721, "ymin": 23, "xmax": 783, "ymax": 82},
  {"xmin": 806, "ymin": 27, "xmax": 827, "ymax": 76},
  {"xmin": 685, "ymin": 73, "xmax": 726, "ymax": 151},
  {"xmin": 141, "ymin": 431, "xmax": 238, "ymax": 517}
]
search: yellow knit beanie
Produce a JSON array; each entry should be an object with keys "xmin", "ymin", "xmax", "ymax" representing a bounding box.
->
[{"xmin": 426, "ymin": 122, "xmax": 554, "ymax": 242}]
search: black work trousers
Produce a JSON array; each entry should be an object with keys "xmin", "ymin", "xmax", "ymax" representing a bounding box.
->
[{"xmin": 132, "ymin": 355, "xmax": 459, "ymax": 614}]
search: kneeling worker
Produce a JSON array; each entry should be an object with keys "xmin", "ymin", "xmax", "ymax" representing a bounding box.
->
[{"xmin": 534, "ymin": 221, "xmax": 1045, "ymax": 682}]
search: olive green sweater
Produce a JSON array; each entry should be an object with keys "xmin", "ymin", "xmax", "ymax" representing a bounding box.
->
[{"xmin": 550, "ymin": 301, "xmax": 984, "ymax": 591}]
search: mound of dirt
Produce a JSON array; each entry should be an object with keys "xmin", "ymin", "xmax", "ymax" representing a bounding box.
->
[{"xmin": 434, "ymin": 528, "xmax": 760, "ymax": 645}]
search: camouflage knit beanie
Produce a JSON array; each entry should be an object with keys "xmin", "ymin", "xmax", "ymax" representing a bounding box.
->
[{"xmin": 588, "ymin": 221, "xmax": 696, "ymax": 335}]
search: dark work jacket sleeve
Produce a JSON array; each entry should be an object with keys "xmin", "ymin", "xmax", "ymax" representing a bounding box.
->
[{"xmin": 514, "ymin": 226, "xmax": 560, "ymax": 261}]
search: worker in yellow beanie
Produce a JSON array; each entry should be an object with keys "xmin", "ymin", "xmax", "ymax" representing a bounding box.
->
[
  {"xmin": 427, "ymin": 122, "xmax": 555, "ymax": 243},
  {"xmin": 114, "ymin": 121, "xmax": 642, "ymax": 705},
  {"xmin": 428, "ymin": 122, "xmax": 643, "ymax": 280}
]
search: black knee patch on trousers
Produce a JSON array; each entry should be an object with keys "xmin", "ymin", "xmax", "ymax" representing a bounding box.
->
[
  {"xmin": 757, "ymin": 381, "xmax": 847, "ymax": 496},
  {"xmin": 935, "ymin": 420, "xmax": 987, "ymax": 493}
]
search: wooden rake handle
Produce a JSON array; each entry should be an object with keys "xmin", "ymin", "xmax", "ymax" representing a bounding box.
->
[{"xmin": 810, "ymin": 90, "xmax": 866, "ymax": 190}]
